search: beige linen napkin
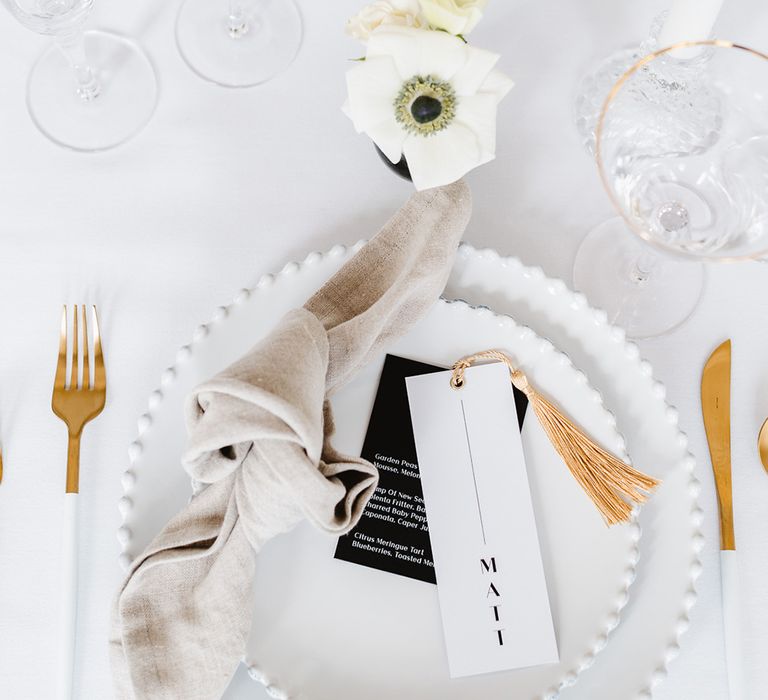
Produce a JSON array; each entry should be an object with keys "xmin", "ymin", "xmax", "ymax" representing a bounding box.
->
[{"xmin": 110, "ymin": 180, "xmax": 472, "ymax": 700}]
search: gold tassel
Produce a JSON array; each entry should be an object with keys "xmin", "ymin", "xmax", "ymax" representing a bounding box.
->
[{"xmin": 451, "ymin": 350, "xmax": 660, "ymax": 526}]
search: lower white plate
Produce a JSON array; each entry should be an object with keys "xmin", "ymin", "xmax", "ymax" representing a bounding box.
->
[{"xmin": 120, "ymin": 242, "xmax": 645, "ymax": 700}]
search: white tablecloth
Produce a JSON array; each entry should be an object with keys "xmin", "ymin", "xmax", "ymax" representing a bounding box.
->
[{"xmin": 0, "ymin": 1, "xmax": 766, "ymax": 698}]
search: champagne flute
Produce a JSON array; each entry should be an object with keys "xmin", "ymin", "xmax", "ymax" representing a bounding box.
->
[
  {"xmin": 573, "ymin": 41, "xmax": 768, "ymax": 338},
  {"xmin": 175, "ymin": 0, "xmax": 302, "ymax": 88},
  {"xmin": 1, "ymin": 0, "xmax": 158, "ymax": 151}
]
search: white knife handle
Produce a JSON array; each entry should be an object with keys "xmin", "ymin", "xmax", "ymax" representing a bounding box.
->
[
  {"xmin": 720, "ymin": 550, "xmax": 745, "ymax": 700},
  {"xmin": 57, "ymin": 493, "xmax": 79, "ymax": 700}
]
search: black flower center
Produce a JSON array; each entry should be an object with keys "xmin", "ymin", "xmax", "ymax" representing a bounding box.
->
[
  {"xmin": 410, "ymin": 95, "xmax": 443, "ymax": 124},
  {"xmin": 394, "ymin": 75, "xmax": 457, "ymax": 136}
]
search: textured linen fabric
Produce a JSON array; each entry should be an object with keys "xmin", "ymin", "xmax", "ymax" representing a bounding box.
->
[{"xmin": 109, "ymin": 180, "xmax": 472, "ymax": 700}]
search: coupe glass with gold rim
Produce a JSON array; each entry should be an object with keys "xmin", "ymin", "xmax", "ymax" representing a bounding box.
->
[
  {"xmin": 573, "ymin": 40, "xmax": 768, "ymax": 339},
  {"xmin": 1, "ymin": 0, "xmax": 158, "ymax": 151},
  {"xmin": 175, "ymin": 0, "xmax": 302, "ymax": 88}
]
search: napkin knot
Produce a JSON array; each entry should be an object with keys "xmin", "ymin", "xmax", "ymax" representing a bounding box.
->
[{"xmin": 183, "ymin": 308, "xmax": 379, "ymax": 550}]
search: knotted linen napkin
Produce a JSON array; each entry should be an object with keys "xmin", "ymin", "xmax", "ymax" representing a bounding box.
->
[{"xmin": 110, "ymin": 180, "xmax": 472, "ymax": 699}]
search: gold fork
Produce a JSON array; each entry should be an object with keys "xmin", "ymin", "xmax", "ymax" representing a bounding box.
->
[{"xmin": 51, "ymin": 305, "xmax": 106, "ymax": 700}]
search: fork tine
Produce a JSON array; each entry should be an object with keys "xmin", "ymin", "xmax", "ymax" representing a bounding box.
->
[
  {"xmin": 82, "ymin": 305, "xmax": 90, "ymax": 390},
  {"xmin": 93, "ymin": 306, "xmax": 106, "ymax": 391},
  {"xmin": 55, "ymin": 306, "xmax": 67, "ymax": 390},
  {"xmin": 70, "ymin": 304, "xmax": 78, "ymax": 389}
]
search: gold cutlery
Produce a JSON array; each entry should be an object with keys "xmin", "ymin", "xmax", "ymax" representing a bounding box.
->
[
  {"xmin": 702, "ymin": 339, "xmax": 744, "ymax": 700},
  {"xmin": 758, "ymin": 418, "xmax": 768, "ymax": 474},
  {"xmin": 51, "ymin": 305, "xmax": 106, "ymax": 700}
]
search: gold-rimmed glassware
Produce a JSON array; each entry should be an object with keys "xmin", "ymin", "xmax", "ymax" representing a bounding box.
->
[{"xmin": 573, "ymin": 40, "xmax": 768, "ymax": 338}]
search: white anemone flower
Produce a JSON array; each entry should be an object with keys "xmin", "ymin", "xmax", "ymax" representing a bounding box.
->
[{"xmin": 343, "ymin": 25, "xmax": 513, "ymax": 190}]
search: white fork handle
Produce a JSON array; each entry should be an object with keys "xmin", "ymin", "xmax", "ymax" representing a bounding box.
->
[
  {"xmin": 57, "ymin": 493, "xmax": 79, "ymax": 700},
  {"xmin": 721, "ymin": 550, "xmax": 745, "ymax": 700}
]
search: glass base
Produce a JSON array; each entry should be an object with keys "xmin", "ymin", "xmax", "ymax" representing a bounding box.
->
[
  {"xmin": 176, "ymin": 0, "xmax": 303, "ymax": 88},
  {"xmin": 573, "ymin": 218, "xmax": 706, "ymax": 339},
  {"xmin": 27, "ymin": 30, "xmax": 158, "ymax": 152}
]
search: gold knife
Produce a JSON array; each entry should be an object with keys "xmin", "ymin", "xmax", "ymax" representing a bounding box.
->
[
  {"xmin": 702, "ymin": 340, "xmax": 734, "ymax": 551},
  {"xmin": 702, "ymin": 339, "xmax": 744, "ymax": 699}
]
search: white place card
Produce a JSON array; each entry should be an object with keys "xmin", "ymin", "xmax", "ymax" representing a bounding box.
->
[{"xmin": 406, "ymin": 362, "xmax": 558, "ymax": 678}]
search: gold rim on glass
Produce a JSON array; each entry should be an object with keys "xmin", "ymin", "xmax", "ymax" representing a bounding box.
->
[{"xmin": 595, "ymin": 39, "xmax": 768, "ymax": 263}]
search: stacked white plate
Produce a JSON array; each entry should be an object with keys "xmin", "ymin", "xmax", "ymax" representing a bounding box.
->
[{"xmin": 119, "ymin": 242, "xmax": 701, "ymax": 700}]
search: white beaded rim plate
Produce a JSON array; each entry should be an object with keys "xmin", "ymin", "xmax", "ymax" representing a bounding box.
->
[
  {"xmin": 118, "ymin": 242, "xmax": 701, "ymax": 700},
  {"xmin": 117, "ymin": 242, "xmax": 645, "ymax": 700}
]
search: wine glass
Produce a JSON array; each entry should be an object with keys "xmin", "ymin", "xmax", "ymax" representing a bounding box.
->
[
  {"xmin": 573, "ymin": 40, "xmax": 768, "ymax": 339},
  {"xmin": 175, "ymin": 0, "xmax": 302, "ymax": 88},
  {"xmin": 1, "ymin": 0, "xmax": 158, "ymax": 151},
  {"xmin": 574, "ymin": 12, "xmax": 669, "ymax": 156},
  {"xmin": 574, "ymin": 11, "xmax": 721, "ymax": 155}
]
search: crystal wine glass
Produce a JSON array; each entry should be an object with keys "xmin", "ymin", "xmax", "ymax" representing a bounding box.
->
[
  {"xmin": 574, "ymin": 11, "xmax": 721, "ymax": 155},
  {"xmin": 574, "ymin": 13, "xmax": 669, "ymax": 156},
  {"xmin": 175, "ymin": 0, "xmax": 302, "ymax": 88},
  {"xmin": 573, "ymin": 40, "xmax": 768, "ymax": 338},
  {"xmin": 1, "ymin": 0, "xmax": 158, "ymax": 151}
]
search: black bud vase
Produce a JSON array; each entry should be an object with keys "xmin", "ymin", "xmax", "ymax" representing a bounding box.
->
[{"xmin": 375, "ymin": 144, "xmax": 412, "ymax": 182}]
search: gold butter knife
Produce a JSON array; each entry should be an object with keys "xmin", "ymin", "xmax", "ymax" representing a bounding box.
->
[{"xmin": 702, "ymin": 339, "xmax": 744, "ymax": 700}]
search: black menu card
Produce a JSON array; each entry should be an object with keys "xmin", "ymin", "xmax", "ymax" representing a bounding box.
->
[{"xmin": 334, "ymin": 354, "xmax": 528, "ymax": 584}]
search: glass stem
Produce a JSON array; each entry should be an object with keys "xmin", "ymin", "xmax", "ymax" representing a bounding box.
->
[
  {"xmin": 629, "ymin": 251, "xmax": 659, "ymax": 286},
  {"xmin": 227, "ymin": 0, "xmax": 250, "ymax": 38},
  {"xmin": 57, "ymin": 28, "xmax": 100, "ymax": 102}
]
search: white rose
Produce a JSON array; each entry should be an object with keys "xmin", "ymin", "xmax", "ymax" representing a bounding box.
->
[
  {"xmin": 346, "ymin": 0, "xmax": 426, "ymax": 43},
  {"xmin": 419, "ymin": 0, "xmax": 487, "ymax": 35}
]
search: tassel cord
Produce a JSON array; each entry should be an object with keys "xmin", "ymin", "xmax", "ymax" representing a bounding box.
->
[
  {"xmin": 450, "ymin": 349, "xmax": 660, "ymax": 526},
  {"xmin": 535, "ymin": 393, "xmax": 653, "ymax": 498}
]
